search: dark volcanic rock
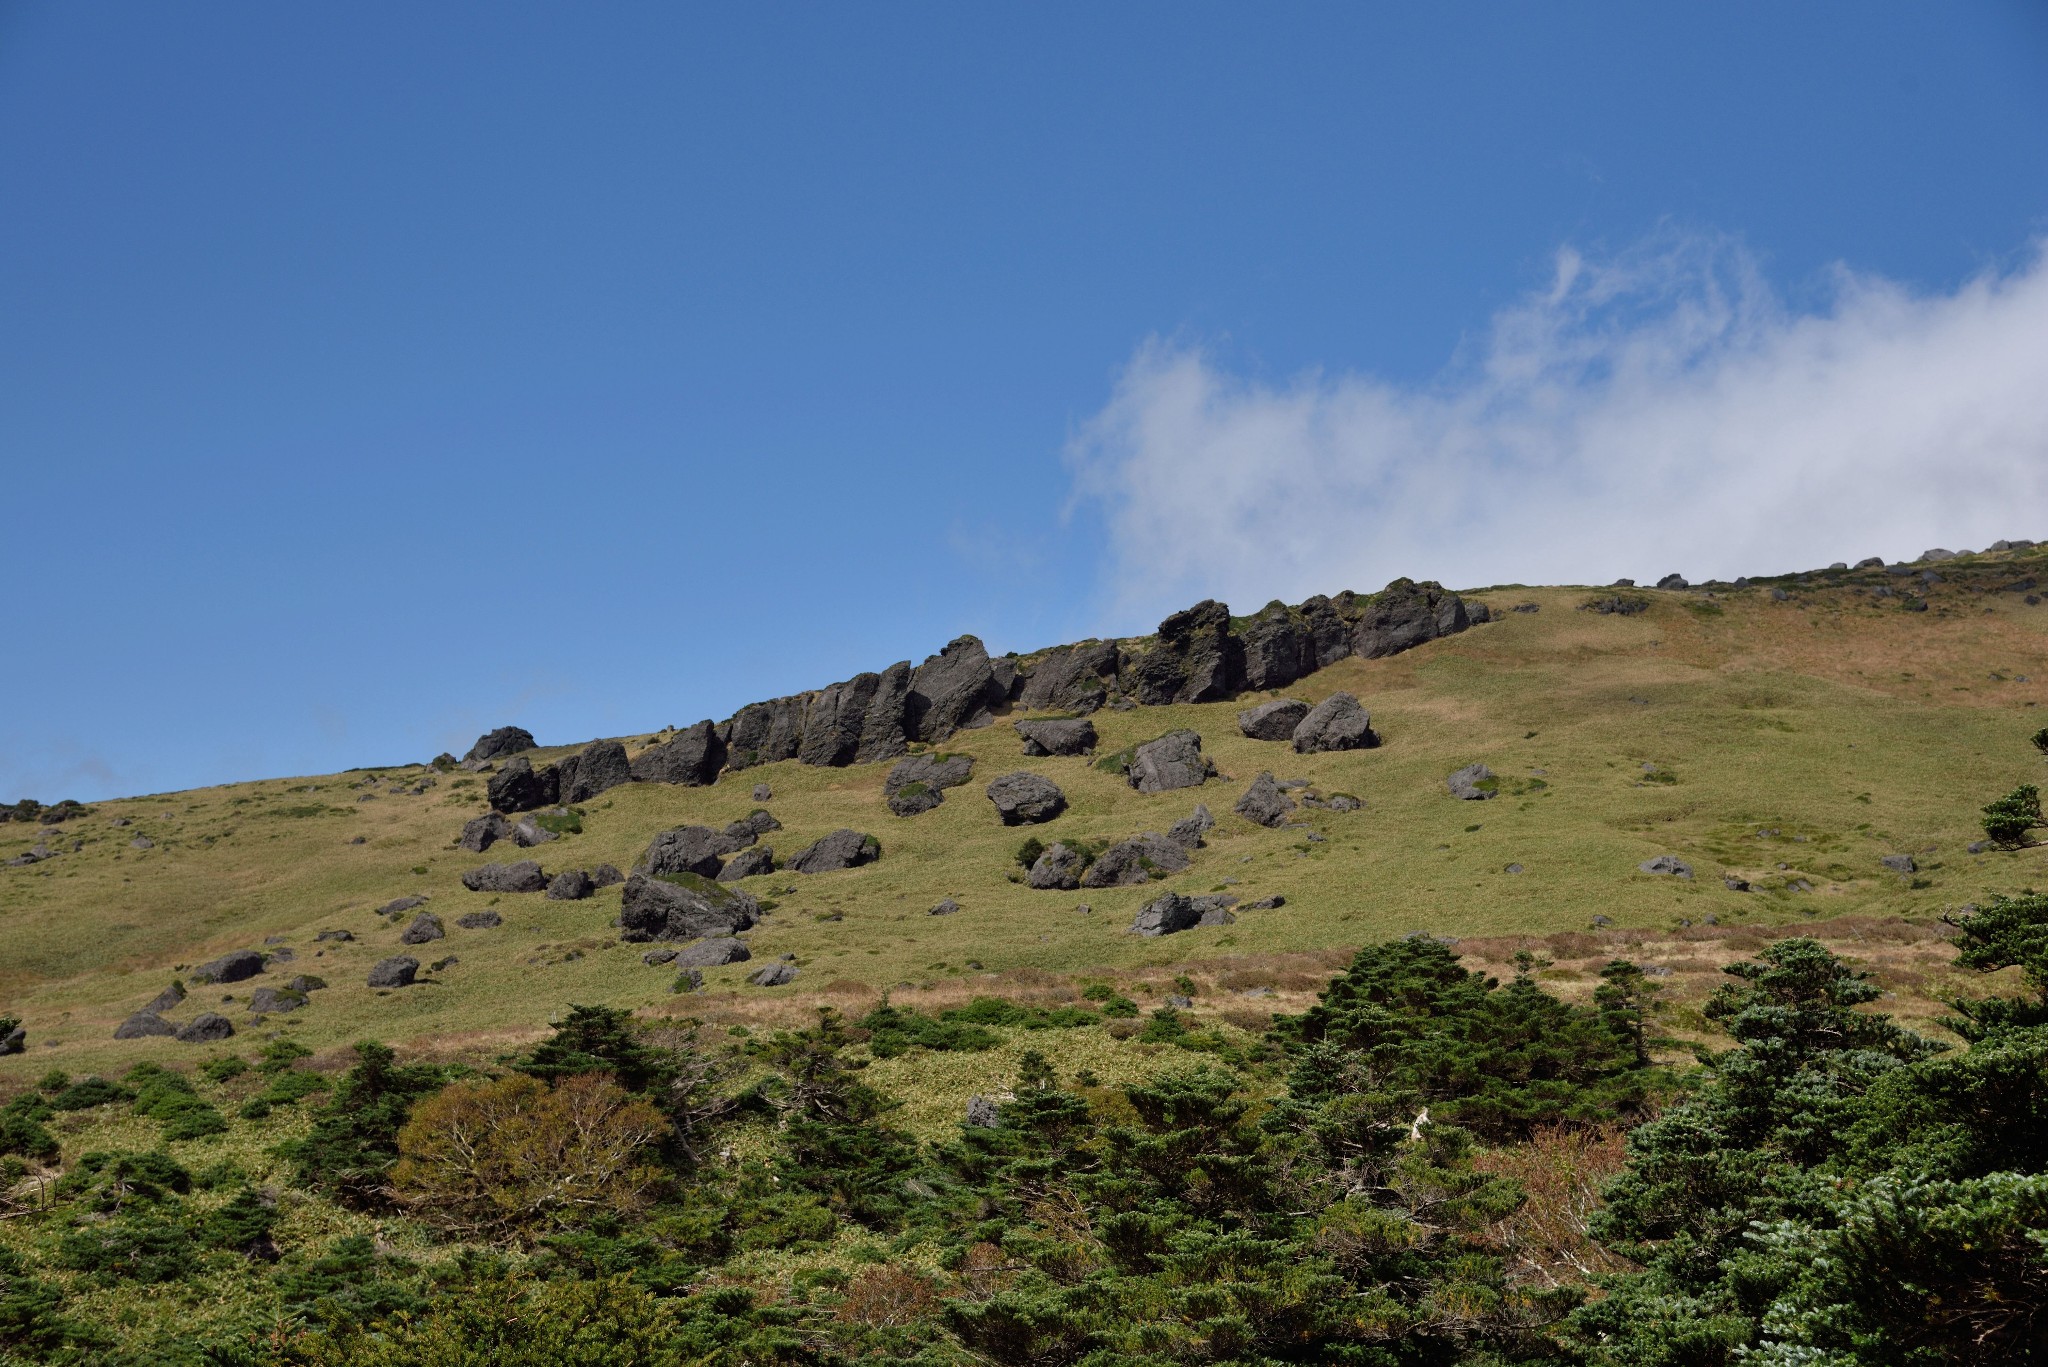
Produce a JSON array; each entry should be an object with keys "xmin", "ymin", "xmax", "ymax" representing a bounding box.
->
[
  {"xmin": 459, "ymin": 812, "xmax": 514, "ymax": 852},
  {"xmin": 788, "ymin": 828, "xmax": 880, "ymax": 874},
  {"xmin": 743, "ymin": 809, "xmax": 781, "ymax": 836},
  {"xmin": 1124, "ymin": 600, "xmax": 1242, "ymax": 705},
  {"xmin": 190, "ymin": 950, "xmax": 264, "ymax": 986},
  {"xmin": 461, "ymin": 860, "xmax": 549, "ymax": 893},
  {"xmin": 1234, "ymin": 773, "xmax": 1297, "ymax": 828},
  {"xmin": 1238, "ymin": 698, "xmax": 1309, "ymax": 741},
  {"xmin": 1127, "ymin": 730, "xmax": 1212, "ymax": 793},
  {"xmin": 1639, "ymin": 855, "xmax": 1693, "ymax": 879},
  {"xmin": 1353, "ymin": 579, "xmax": 1473, "ymax": 659},
  {"xmin": 487, "ymin": 756, "xmax": 559, "ymax": 814},
  {"xmin": 246, "ymin": 987, "xmax": 306, "ymax": 1015},
  {"xmin": 1298, "ymin": 595, "xmax": 1359, "ymax": 669},
  {"xmin": 642, "ymin": 947, "xmax": 678, "ymax": 965},
  {"xmin": 1167, "ymin": 804, "xmax": 1214, "ymax": 849},
  {"xmin": 367, "ymin": 956, "xmax": 419, "ymax": 988},
  {"xmin": 176, "ymin": 1012, "xmax": 236, "ymax": 1043},
  {"xmin": 1239, "ymin": 601, "xmax": 1312, "ymax": 691},
  {"xmin": 554, "ymin": 740, "xmax": 632, "ymax": 804},
  {"xmin": 511, "ymin": 816, "xmax": 556, "ymax": 848},
  {"xmin": 1129, "ymin": 891, "xmax": 1235, "ymax": 937},
  {"xmin": 619, "ymin": 872, "xmax": 761, "ymax": 942},
  {"xmin": 1446, "ymin": 764, "xmax": 1497, "ymax": 801},
  {"xmin": 717, "ymin": 846, "xmax": 776, "ymax": 881},
  {"xmin": 379, "ymin": 896, "xmax": 426, "ymax": 919},
  {"xmin": 800, "ymin": 671, "xmax": 886, "ymax": 767},
  {"xmin": 670, "ymin": 968, "xmax": 705, "ymax": 993},
  {"xmin": 888, "ymin": 783, "xmax": 944, "ymax": 817},
  {"xmin": 591, "ymin": 863, "xmax": 624, "ymax": 888},
  {"xmin": 1014, "ymin": 717, "xmax": 1097, "ymax": 756},
  {"xmin": 399, "ymin": 912, "xmax": 445, "ymax": 944},
  {"xmin": 966, "ymin": 1095, "xmax": 1001, "ymax": 1128},
  {"xmin": 1292, "ymin": 692, "xmax": 1377, "ymax": 753},
  {"xmin": 1028, "ymin": 842, "xmax": 1084, "ymax": 890},
  {"xmin": 1656, "ymin": 573, "xmax": 1689, "ymax": 590},
  {"xmin": 908, "ymin": 636, "xmax": 1003, "ymax": 742},
  {"xmin": 675, "ymin": 937, "xmax": 752, "ymax": 967},
  {"xmin": 748, "ymin": 962, "xmax": 799, "ymax": 987},
  {"xmin": 1881, "ymin": 854, "xmax": 1917, "ymax": 874},
  {"xmin": 464, "ymin": 726, "xmax": 536, "ymax": 763},
  {"xmin": 144, "ymin": 982, "xmax": 186, "ymax": 1015},
  {"xmin": 640, "ymin": 826, "xmax": 726, "ymax": 880},
  {"xmin": 714, "ymin": 822, "xmax": 759, "ymax": 854},
  {"xmin": 456, "ymin": 911, "xmax": 502, "ymax": 929},
  {"xmin": 546, "ymin": 869, "xmax": 594, "ymax": 901},
  {"xmin": 315, "ymin": 929, "xmax": 354, "ymax": 942},
  {"xmin": 886, "ymin": 752, "xmax": 975, "ymax": 817},
  {"xmin": 986, "ymin": 772, "xmax": 1067, "ymax": 825},
  {"xmin": 721, "ymin": 696, "xmax": 809, "ymax": 770},
  {"xmin": 857, "ymin": 661, "xmax": 915, "ymax": 763},
  {"xmin": 929, "ymin": 898, "xmax": 961, "ymax": 916},
  {"xmin": 1016, "ymin": 640, "xmax": 1121, "ymax": 714},
  {"xmin": 630, "ymin": 721, "xmax": 727, "ymax": 786},
  {"xmin": 1081, "ymin": 833, "xmax": 1190, "ymax": 887},
  {"xmin": 114, "ymin": 1011, "xmax": 178, "ymax": 1040}
]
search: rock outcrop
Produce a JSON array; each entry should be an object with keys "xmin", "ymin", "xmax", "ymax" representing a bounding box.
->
[
  {"xmin": 907, "ymin": 636, "xmax": 1004, "ymax": 741},
  {"xmin": 1016, "ymin": 640, "xmax": 1121, "ymax": 713},
  {"xmin": 553, "ymin": 740, "xmax": 632, "ymax": 804},
  {"xmin": 717, "ymin": 846, "xmax": 776, "ymax": 881},
  {"xmin": 399, "ymin": 912, "xmax": 445, "ymax": 944},
  {"xmin": 885, "ymin": 753, "xmax": 976, "ymax": 817},
  {"xmin": 367, "ymin": 956, "xmax": 419, "ymax": 988},
  {"xmin": 630, "ymin": 721, "xmax": 726, "ymax": 786},
  {"xmin": 1028, "ymin": 842, "xmax": 1085, "ymax": 890},
  {"xmin": 1124, "ymin": 600, "xmax": 1241, "ymax": 705},
  {"xmin": 674, "ymin": 937, "xmax": 752, "ymax": 967},
  {"xmin": 459, "ymin": 812, "xmax": 514, "ymax": 852},
  {"xmin": 1353, "ymin": 579, "xmax": 1470, "ymax": 659},
  {"xmin": 464, "ymin": 726, "xmax": 535, "ymax": 763},
  {"xmin": 190, "ymin": 950, "xmax": 264, "ymax": 986},
  {"xmin": 546, "ymin": 869, "xmax": 594, "ymax": 901},
  {"xmin": 487, "ymin": 757, "xmax": 558, "ymax": 814},
  {"xmin": 1129, "ymin": 891, "xmax": 1237, "ymax": 937}
]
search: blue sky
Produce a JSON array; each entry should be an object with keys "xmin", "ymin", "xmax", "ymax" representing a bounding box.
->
[{"xmin": 3, "ymin": 3, "xmax": 2045, "ymax": 801}]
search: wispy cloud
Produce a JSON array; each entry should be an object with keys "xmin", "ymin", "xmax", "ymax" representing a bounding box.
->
[{"xmin": 1068, "ymin": 233, "xmax": 2048, "ymax": 626}]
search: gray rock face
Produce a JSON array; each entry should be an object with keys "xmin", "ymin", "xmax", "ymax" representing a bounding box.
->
[
  {"xmin": 465, "ymin": 726, "xmax": 536, "ymax": 763},
  {"xmin": 618, "ymin": 872, "xmax": 761, "ymax": 941},
  {"xmin": 1446, "ymin": 764, "xmax": 1497, "ymax": 801},
  {"xmin": 459, "ymin": 812, "xmax": 514, "ymax": 853},
  {"xmin": 630, "ymin": 721, "xmax": 727, "ymax": 786},
  {"xmin": 718, "ymin": 846, "xmax": 776, "ymax": 881},
  {"xmin": 801, "ymin": 671, "xmax": 888, "ymax": 767},
  {"xmin": 640, "ymin": 826, "xmax": 727, "ymax": 880},
  {"xmin": 399, "ymin": 912, "xmax": 446, "ymax": 944},
  {"xmin": 1127, "ymin": 730, "xmax": 1212, "ymax": 793},
  {"xmin": 986, "ymin": 772, "xmax": 1067, "ymax": 825},
  {"xmin": 743, "ymin": 809, "xmax": 781, "ymax": 836},
  {"xmin": 1234, "ymin": 773, "xmax": 1297, "ymax": 828},
  {"xmin": 114, "ymin": 1011, "xmax": 178, "ymax": 1040},
  {"xmin": 1296, "ymin": 595, "xmax": 1358, "ymax": 669},
  {"xmin": 1016, "ymin": 640, "xmax": 1121, "ymax": 714},
  {"xmin": 246, "ymin": 987, "xmax": 306, "ymax": 1014},
  {"xmin": 1028, "ymin": 842, "xmax": 1084, "ymax": 890},
  {"xmin": 461, "ymin": 860, "xmax": 548, "ymax": 893},
  {"xmin": 456, "ymin": 910, "xmax": 502, "ymax": 929},
  {"xmin": 176, "ymin": 1012, "xmax": 236, "ymax": 1043},
  {"xmin": 1125, "ymin": 600, "xmax": 1242, "ymax": 705},
  {"xmin": 1239, "ymin": 602, "xmax": 1312, "ymax": 691},
  {"xmin": 512, "ymin": 816, "xmax": 556, "ymax": 847},
  {"xmin": 1292, "ymin": 693, "xmax": 1377, "ymax": 754},
  {"xmin": 1656, "ymin": 573, "xmax": 1689, "ymax": 590},
  {"xmin": 554, "ymin": 740, "xmax": 633, "ymax": 804},
  {"xmin": 1854, "ymin": 556, "xmax": 1884, "ymax": 570},
  {"xmin": 144, "ymin": 982, "xmax": 187, "ymax": 1015},
  {"xmin": 857, "ymin": 661, "xmax": 915, "ymax": 763},
  {"xmin": 1129, "ymin": 891, "xmax": 1236, "ymax": 937},
  {"xmin": 886, "ymin": 753, "xmax": 976, "ymax": 816},
  {"xmin": 487, "ymin": 756, "xmax": 559, "ymax": 814},
  {"xmin": 965, "ymin": 1095, "xmax": 1001, "ymax": 1128},
  {"xmin": 721, "ymin": 696, "xmax": 809, "ymax": 770},
  {"xmin": 1013, "ymin": 717, "xmax": 1097, "ymax": 756},
  {"xmin": 1353, "ymin": 579, "xmax": 1472, "ymax": 659},
  {"xmin": 749, "ymin": 962, "xmax": 799, "ymax": 987},
  {"xmin": 191, "ymin": 950, "xmax": 264, "ymax": 985},
  {"xmin": 675, "ymin": 937, "xmax": 752, "ymax": 967},
  {"xmin": 929, "ymin": 897, "xmax": 961, "ymax": 916},
  {"xmin": 1081, "ymin": 833, "xmax": 1190, "ymax": 887},
  {"xmin": 753, "ymin": 783, "xmax": 773, "ymax": 802},
  {"xmin": 1238, "ymin": 698, "xmax": 1309, "ymax": 742},
  {"xmin": 1639, "ymin": 855, "xmax": 1693, "ymax": 879},
  {"xmin": 367, "ymin": 956, "xmax": 419, "ymax": 988},
  {"xmin": 546, "ymin": 869, "xmax": 594, "ymax": 901},
  {"xmin": 908, "ymin": 636, "xmax": 1003, "ymax": 742},
  {"xmin": 789, "ymin": 828, "xmax": 880, "ymax": 873},
  {"xmin": 1881, "ymin": 854, "xmax": 1917, "ymax": 874},
  {"xmin": 1167, "ymin": 804, "xmax": 1213, "ymax": 849},
  {"xmin": 713, "ymin": 822, "xmax": 758, "ymax": 854}
]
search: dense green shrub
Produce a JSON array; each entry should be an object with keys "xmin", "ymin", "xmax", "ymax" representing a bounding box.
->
[
  {"xmin": 48, "ymin": 1075, "xmax": 135, "ymax": 1111},
  {"xmin": 0, "ymin": 1094, "xmax": 58, "ymax": 1163},
  {"xmin": 125, "ymin": 1062, "xmax": 228, "ymax": 1141},
  {"xmin": 286, "ymin": 1042, "xmax": 452, "ymax": 1208},
  {"xmin": 1982, "ymin": 781, "xmax": 2043, "ymax": 847}
]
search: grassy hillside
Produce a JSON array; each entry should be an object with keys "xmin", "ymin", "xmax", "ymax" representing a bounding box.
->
[{"xmin": 5, "ymin": 553, "xmax": 2047, "ymax": 1082}]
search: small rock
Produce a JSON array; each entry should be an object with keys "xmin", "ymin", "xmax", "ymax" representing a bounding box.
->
[
  {"xmin": 1234, "ymin": 772, "xmax": 1297, "ymax": 828},
  {"xmin": 1639, "ymin": 856, "xmax": 1693, "ymax": 879},
  {"xmin": 315, "ymin": 929, "xmax": 353, "ymax": 942},
  {"xmin": 1166, "ymin": 994, "xmax": 1193, "ymax": 1009},
  {"xmin": 965, "ymin": 1095, "xmax": 1001, "ymax": 1128},
  {"xmin": 929, "ymin": 898, "xmax": 962, "ymax": 916},
  {"xmin": 144, "ymin": 983, "xmax": 186, "ymax": 1014},
  {"xmin": 1028, "ymin": 842, "xmax": 1084, "ymax": 890},
  {"xmin": 669, "ymin": 968, "xmax": 704, "ymax": 993},
  {"xmin": 1968, "ymin": 841, "xmax": 1987, "ymax": 854},
  {"xmin": 591, "ymin": 863, "xmax": 625, "ymax": 887},
  {"xmin": 1505, "ymin": 863, "xmax": 1524, "ymax": 874},
  {"xmin": 788, "ymin": 829, "xmax": 880, "ymax": 874},
  {"xmin": 378, "ymin": 896, "xmax": 426, "ymax": 919},
  {"xmin": 129, "ymin": 836, "xmax": 154, "ymax": 850},
  {"xmin": 1167, "ymin": 804, "xmax": 1214, "ymax": 849},
  {"xmin": 1881, "ymin": 854, "xmax": 1917, "ymax": 874},
  {"xmin": 512, "ymin": 816, "xmax": 557, "ymax": 847},
  {"xmin": 1446, "ymin": 764, "xmax": 1496, "ymax": 801},
  {"xmin": 245, "ymin": 987, "xmax": 306, "ymax": 1014},
  {"xmin": 399, "ymin": 912, "xmax": 445, "ymax": 944},
  {"xmin": 190, "ymin": 950, "xmax": 265, "ymax": 985},
  {"xmin": 461, "ymin": 860, "xmax": 549, "ymax": 893},
  {"xmin": 1591, "ymin": 914, "xmax": 1614, "ymax": 927},
  {"xmin": 1723, "ymin": 876, "xmax": 1751, "ymax": 892},
  {"xmin": 753, "ymin": 783, "xmax": 773, "ymax": 802},
  {"xmin": 986, "ymin": 771, "xmax": 1068, "ymax": 825},
  {"xmin": 459, "ymin": 813, "xmax": 514, "ymax": 853},
  {"xmin": 642, "ymin": 947, "xmax": 679, "ymax": 966},
  {"xmin": 456, "ymin": 911, "xmax": 502, "ymax": 929},
  {"xmin": 1241, "ymin": 895, "xmax": 1285, "ymax": 909},
  {"xmin": 367, "ymin": 956, "xmax": 419, "ymax": 988},
  {"xmin": 748, "ymin": 962, "xmax": 799, "ymax": 987},
  {"xmin": 675, "ymin": 938, "xmax": 752, "ymax": 968},
  {"xmin": 114, "ymin": 1011, "xmax": 178, "ymax": 1040}
]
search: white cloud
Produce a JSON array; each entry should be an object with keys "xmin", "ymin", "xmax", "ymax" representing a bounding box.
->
[{"xmin": 1068, "ymin": 233, "xmax": 2048, "ymax": 626}]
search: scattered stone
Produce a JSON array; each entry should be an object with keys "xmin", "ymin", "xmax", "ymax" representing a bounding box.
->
[
  {"xmin": 285, "ymin": 975, "xmax": 326, "ymax": 993},
  {"xmin": 1446, "ymin": 764, "xmax": 1497, "ymax": 801},
  {"xmin": 190, "ymin": 950, "xmax": 264, "ymax": 985},
  {"xmin": 676, "ymin": 937, "xmax": 753, "ymax": 967},
  {"xmin": 1010, "ymin": 717, "xmax": 1097, "ymax": 759},
  {"xmin": 379, "ymin": 896, "xmax": 426, "ymax": 919},
  {"xmin": 748, "ymin": 962, "xmax": 799, "ymax": 987},
  {"xmin": 1724, "ymin": 876, "xmax": 1751, "ymax": 892},
  {"xmin": 1127, "ymin": 730, "xmax": 1213, "ymax": 793},
  {"xmin": 367, "ymin": 956, "xmax": 419, "ymax": 988},
  {"xmin": 546, "ymin": 869, "xmax": 594, "ymax": 901},
  {"xmin": 1234, "ymin": 772, "xmax": 1298, "ymax": 828},
  {"xmin": 1639, "ymin": 856, "xmax": 1693, "ymax": 879},
  {"xmin": 315, "ymin": 929, "xmax": 353, "ymax": 942},
  {"xmin": 465, "ymin": 726, "xmax": 536, "ymax": 763},
  {"xmin": 1028, "ymin": 843, "xmax": 1084, "ymax": 890},
  {"xmin": 1326, "ymin": 795, "xmax": 1362, "ymax": 812},
  {"xmin": 461, "ymin": 860, "xmax": 548, "ymax": 893},
  {"xmin": 1166, "ymin": 994, "xmax": 1194, "ymax": 1009},
  {"xmin": 965, "ymin": 1095, "xmax": 1001, "ymax": 1128},
  {"xmin": 1591, "ymin": 915, "xmax": 1614, "ymax": 927},
  {"xmin": 753, "ymin": 783, "xmax": 773, "ymax": 802},
  {"xmin": 1237, "ymin": 698, "xmax": 1310, "ymax": 742},
  {"xmin": 788, "ymin": 829, "xmax": 881, "ymax": 874},
  {"xmin": 1167, "ymin": 804, "xmax": 1214, "ymax": 849},
  {"xmin": 885, "ymin": 752, "xmax": 976, "ymax": 816},
  {"xmin": 929, "ymin": 898, "xmax": 962, "ymax": 916},
  {"xmin": 1583, "ymin": 594, "xmax": 1649, "ymax": 616},
  {"xmin": 717, "ymin": 847, "xmax": 776, "ymax": 881},
  {"xmin": 986, "ymin": 771, "xmax": 1067, "ymax": 825},
  {"xmin": 1881, "ymin": 854, "xmax": 1917, "ymax": 874},
  {"xmin": 349, "ymin": 835, "xmax": 367, "ymax": 845},
  {"xmin": 1771, "ymin": 588, "xmax": 1790, "ymax": 602},
  {"xmin": 1512, "ymin": 602, "xmax": 1540, "ymax": 613},
  {"xmin": 176, "ymin": 1012, "xmax": 236, "ymax": 1043},
  {"xmin": 399, "ymin": 912, "xmax": 446, "ymax": 944},
  {"xmin": 129, "ymin": 835, "xmax": 154, "ymax": 850},
  {"xmin": 114, "ymin": 1011, "xmax": 178, "ymax": 1040},
  {"xmin": 512, "ymin": 816, "xmax": 557, "ymax": 848},
  {"xmin": 640, "ymin": 826, "xmax": 726, "ymax": 880},
  {"xmin": 670, "ymin": 968, "xmax": 705, "ymax": 993},
  {"xmin": 618, "ymin": 872, "xmax": 761, "ymax": 942},
  {"xmin": 1505, "ymin": 863, "xmax": 1525, "ymax": 874},
  {"xmin": 1918, "ymin": 548, "xmax": 1956, "ymax": 563},
  {"xmin": 1968, "ymin": 841, "xmax": 1987, "ymax": 854},
  {"xmin": 1081, "ymin": 833, "xmax": 1190, "ymax": 887},
  {"xmin": 1242, "ymin": 895, "xmax": 1285, "ymax": 909},
  {"xmin": 642, "ymin": 947, "xmax": 678, "ymax": 966},
  {"xmin": 245, "ymin": 987, "xmax": 306, "ymax": 1014},
  {"xmin": 1292, "ymin": 692, "xmax": 1377, "ymax": 753},
  {"xmin": 456, "ymin": 910, "xmax": 502, "ymax": 929},
  {"xmin": 1129, "ymin": 891, "xmax": 1237, "ymax": 937}
]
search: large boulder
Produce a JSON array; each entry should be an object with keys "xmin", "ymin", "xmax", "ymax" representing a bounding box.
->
[
  {"xmin": 554, "ymin": 740, "xmax": 633, "ymax": 804},
  {"xmin": 176, "ymin": 1013, "xmax": 235, "ymax": 1043},
  {"xmin": 619, "ymin": 872, "xmax": 761, "ymax": 942},
  {"xmin": 1446, "ymin": 764, "xmax": 1497, "ymax": 801},
  {"xmin": 985, "ymin": 772, "xmax": 1067, "ymax": 825},
  {"xmin": 1123, "ymin": 600, "xmax": 1242, "ymax": 705},
  {"xmin": 1238, "ymin": 698, "xmax": 1309, "ymax": 741},
  {"xmin": 1234, "ymin": 773, "xmax": 1297, "ymax": 828},
  {"xmin": 546, "ymin": 869, "xmax": 594, "ymax": 901},
  {"xmin": 720, "ymin": 695, "xmax": 809, "ymax": 770},
  {"xmin": 1292, "ymin": 693, "xmax": 1377, "ymax": 753},
  {"xmin": 1129, "ymin": 891, "xmax": 1237, "ymax": 937},
  {"xmin": 674, "ymin": 937, "xmax": 752, "ymax": 968},
  {"xmin": 464, "ymin": 726, "xmax": 536, "ymax": 763},
  {"xmin": 885, "ymin": 753, "xmax": 976, "ymax": 817},
  {"xmin": 630, "ymin": 721, "xmax": 726, "ymax": 786},
  {"xmin": 190, "ymin": 950, "xmax": 264, "ymax": 985},
  {"xmin": 114, "ymin": 1011, "xmax": 178, "ymax": 1040},
  {"xmin": 1016, "ymin": 640, "xmax": 1121, "ymax": 714},
  {"xmin": 1239, "ymin": 602, "xmax": 1312, "ymax": 691},
  {"xmin": 640, "ymin": 826, "xmax": 726, "ymax": 880},
  {"xmin": 399, "ymin": 912, "xmax": 445, "ymax": 944},
  {"xmin": 749, "ymin": 962, "xmax": 799, "ymax": 988},
  {"xmin": 714, "ymin": 821, "xmax": 759, "ymax": 854},
  {"xmin": 1027, "ymin": 842, "xmax": 1085, "ymax": 890},
  {"xmin": 1013, "ymin": 717, "xmax": 1097, "ymax": 756},
  {"xmin": 487, "ymin": 756, "xmax": 559, "ymax": 814},
  {"xmin": 367, "ymin": 956, "xmax": 419, "ymax": 988},
  {"xmin": 1167, "ymin": 804, "xmax": 1213, "ymax": 849},
  {"xmin": 1353, "ymin": 579, "xmax": 1473, "ymax": 659},
  {"xmin": 788, "ymin": 829, "xmax": 880, "ymax": 874},
  {"xmin": 458, "ymin": 812, "xmax": 514, "ymax": 852},
  {"xmin": 460, "ymin": 860, "xmax": 549, "ymax": 893},
  {"xmin": 246, "ymin": 987, "xmax": 307, "ymax": 1014},
  {"xmin": 1127, "ymin": 731, "xmax": 1213, "ymax": 793},
  {"xmin": 717, "ymin": 846, "xmax": 776, "ymax": 881},
  {"xmin": 908, "ymin": 636, "xmax": 1004, "ymax": 742},
  {"xmin": 1081, "ymin": 833, "xmax": 1190, "ymax": 887}
]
